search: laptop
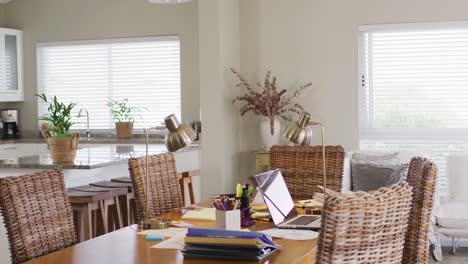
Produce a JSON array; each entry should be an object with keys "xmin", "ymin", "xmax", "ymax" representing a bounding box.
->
[{"xmin": 253, "ymin": 169, "xmax": 321, "ymax": 230}]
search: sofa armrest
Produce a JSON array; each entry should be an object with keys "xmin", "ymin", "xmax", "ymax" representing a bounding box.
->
[{"xmin": 342, "ymin": 156, "xmax": 352, "ymax": 193}]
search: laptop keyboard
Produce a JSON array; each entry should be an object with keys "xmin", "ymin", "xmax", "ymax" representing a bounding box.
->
[{"xmin": 286, "ymin": 215, "xmax": 319, "ymax": 226}]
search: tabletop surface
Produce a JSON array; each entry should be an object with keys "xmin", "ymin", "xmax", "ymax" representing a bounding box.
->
[{"xmin": 23, "ymin": 204, "xmax": 318, "ymax": 264}]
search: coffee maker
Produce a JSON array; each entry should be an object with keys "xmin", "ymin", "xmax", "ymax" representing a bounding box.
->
[{"xmin": 0, "ymin": 109, "xmax": 20, "ymax": 139}]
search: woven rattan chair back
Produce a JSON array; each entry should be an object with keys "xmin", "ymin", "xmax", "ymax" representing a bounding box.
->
[
  {"xmin": 128, "ymin": 153, "xmax": 183, "ymax": 222},
  {"xmin": 402, "ymin": 157, "xmax": 438, "ymax": 264},
  {"xmin": 0, "ymin": 170, "xmax": 77, "ymax": 264},
  {"xmin": 316, "ymin": 182, "xmax": 413, "ymax": 264},
  {"xmin": 270, "ymin": 145, "xmax": 345, "ymax": 200}
]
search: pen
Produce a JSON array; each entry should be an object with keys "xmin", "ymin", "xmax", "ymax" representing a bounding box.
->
[
  {"xmin": 236, "ymin": 184, "xmax": 242, "ymax": 197},
  {"xmin": 248, "ymin": 186, "xmax": 253, "ymax": 197}
]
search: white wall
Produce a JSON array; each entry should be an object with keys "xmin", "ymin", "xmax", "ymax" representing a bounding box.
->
[
  {"xmin": 1, "ymin": 0, "xmax": 199, "ymax": 131},
  {"xmin": 239, "ymin": 0, "xmax": 468, "ymax": 155},
  {"xmin": 199, "ymin": 0, "xmax": 240, "ymax": 198}
]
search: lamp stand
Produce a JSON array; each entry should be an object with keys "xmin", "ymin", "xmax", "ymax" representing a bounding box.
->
[
  {"xmin": 140, "ymin": 127, "xmax": 163, "ymax": 230},
  {"xmin": 320, "ymin": 124, "xmax": 326, "ymax": 199}
]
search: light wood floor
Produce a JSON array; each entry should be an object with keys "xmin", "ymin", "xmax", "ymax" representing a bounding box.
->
[{"xmin": 430, "ymin": 247, "xmax": 468, "ymax": 264}]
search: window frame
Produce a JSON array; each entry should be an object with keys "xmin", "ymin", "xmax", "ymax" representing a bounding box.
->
[
  {"xmin": 358, "ymin": 21, "xmax": 468, "ymax": 142},
  {"xmin": 358, "ymin": 21, "xmax": 468, "ymax": 195},
  {"xmin": 36, "ymin": 35, "xmax": 181, "ymax": 134}
]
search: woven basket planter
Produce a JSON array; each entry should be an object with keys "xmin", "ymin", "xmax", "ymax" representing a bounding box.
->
[
  {"xmin": 115, "ymin": 122, "xmax": 133, "ymax": 139},
  {"xmin": 46, "ymin": 136, "xmax": 78, "ymax": 163}
]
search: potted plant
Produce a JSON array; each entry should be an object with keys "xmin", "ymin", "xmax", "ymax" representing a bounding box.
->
[
  {"xmin": 36, "ymin": 94, "xmax": 79, "ymax": 163},
  {"xmin": 107, "ymin": 98, "xmax": 138, "ymax": 139},
  {"xmin": 231, "ymin": 68, "xmax": 311, "ymax": 149}
]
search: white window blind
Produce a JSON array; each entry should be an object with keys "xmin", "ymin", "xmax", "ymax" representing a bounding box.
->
[
  {"xmin": 37, "ymin": 36, "xmax": 181, "ymax": 130},
  {"xmin": 359, "ymin": 22, "xmax": 468, "ymax": 194}
]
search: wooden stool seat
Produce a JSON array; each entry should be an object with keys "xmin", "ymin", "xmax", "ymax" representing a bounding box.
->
[
  {"xmin": 111, "ymin": 177, "xmax": 132, "ymax": 184},
  {"xmin": 70, "ymin": 185, "xmax": 128, "ymax": 196},
  {"xmin": 90, "ymin": 181, "xmax": 133, "ymax": 192},
  {"xmin": 90, "ymin": 181, "xmax": 135, "ymax": 226},
  {"xmin": 68, "ymin": 189, "xmax": 112, "ymax": 203}
]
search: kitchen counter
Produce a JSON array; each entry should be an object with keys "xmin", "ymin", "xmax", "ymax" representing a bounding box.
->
[
  {"xmin": 0, "ymin": 135, "xmax": 166, "ymax": 145},
  {"xmin": 0, "ymin": 144, "xmax": 199, "ymax": 169}
]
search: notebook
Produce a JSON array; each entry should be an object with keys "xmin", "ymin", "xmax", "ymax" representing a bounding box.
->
[{"xmin": 182, "ymin": 228, "xmax": 280, "ymax": 261}]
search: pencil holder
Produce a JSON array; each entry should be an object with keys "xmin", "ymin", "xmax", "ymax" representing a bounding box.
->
[
  {"xmin": 238, "ymin": 197, "xmax": 255, "ymax": 227},
  {"xmin": 215, "ymin": 209, "xmax": 241, "ymax": 230},
  {"xmin": 239, "ymin": 197, "xmax": 250, "ymax": 210}
]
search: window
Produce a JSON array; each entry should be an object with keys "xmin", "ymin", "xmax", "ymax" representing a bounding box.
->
[
  {"xmin": 37, "ymin": 36, "xmax": 181, "ymax": 130},
  {"xmin": 359, "ymin": 22, "xmax": 468, "ymax": 195}
]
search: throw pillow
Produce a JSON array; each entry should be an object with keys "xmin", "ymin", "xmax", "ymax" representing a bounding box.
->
[
  {"xmin": 351, "ymin": 163, "xmax": 408, "ymax": 192},
  {"xmin": 351, "ymin": 152, "xmax": 400, "ymax": 166}
]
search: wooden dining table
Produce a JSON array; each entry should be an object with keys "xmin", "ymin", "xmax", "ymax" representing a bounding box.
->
[{"xmin": 24, "ymin": 201, "xmax": 318, "ymax": 264}]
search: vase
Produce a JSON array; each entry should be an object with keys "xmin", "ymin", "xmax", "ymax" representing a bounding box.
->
[
  {"xmin": 115, "ymin": 122, "xmax": 133, "ymax": 139},
  {"xmin": 46, "ymin": 133, "xmax": 79, "ymax": 163},
  {"xmin": 259, "ymin": 117, "xmax": 281, "ymax": 150}
]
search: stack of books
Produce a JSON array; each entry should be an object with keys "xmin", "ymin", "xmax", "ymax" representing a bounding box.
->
[{"xmin": 182, "ymin": 228, "xmax": 281, "ymax": 261}]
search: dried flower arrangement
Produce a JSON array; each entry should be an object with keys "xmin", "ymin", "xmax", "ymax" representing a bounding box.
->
[{"xmin": 231, "ymin": 68, "xmax": 311, "ymax": 135}]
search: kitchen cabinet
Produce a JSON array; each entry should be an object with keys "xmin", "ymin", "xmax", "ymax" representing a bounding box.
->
[
  {"xmin": 0, "ymin": 28, "xmax": 23, "ymax": 102},
  {"xmin": 0, "ymin": 144, "xmax": 17, "ymax": 159}
]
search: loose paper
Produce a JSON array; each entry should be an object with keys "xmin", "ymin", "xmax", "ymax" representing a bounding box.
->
[
  {"xmin": 137, "ymin": 227, "xmax": 187, "ymax": 237},
  {"xmin": 180, "ymin": 207, "xmax": 216, "ymax": 221},
  {"xmin": 259, "ymin": 228, "xmax": 318, "ymax": 241},
  {"xmin": 294, "ymin": 199, "xmax": 323, "ymax": 208},
  {"xmin": 251, "ymin": 189, "xmax": 265, "ymax": 206},
  {"xmin": 151, "ymin": 236, "xmax": 185, "ymax": 250}
]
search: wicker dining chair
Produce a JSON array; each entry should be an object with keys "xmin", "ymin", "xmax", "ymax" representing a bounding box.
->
[
  {"xmin": 0, "ymin": 170, "xmax": 77, "ymax": 264},
  {"xmin": 316, "ymin": 182, "xmax": 413, "ymax": 264},
  {"xmin": 270, "ymin": 145, "xmax": 345, "ymax": 200},
  {"xmin": 402, "ymin": 157, "xmax": 438, "ymax": 264},
  {"xmin": 128, "ymin": 153, "xmax": 183, "ymax": 222}
]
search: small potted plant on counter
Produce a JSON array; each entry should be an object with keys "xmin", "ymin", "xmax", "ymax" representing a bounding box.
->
[
  {"xmin": 36, "ymin": 93, "xmax": 79, "ymax": 163},
  {"xmin": 107, "ymin": 98, "xmax": 138, "ymax": 139}
]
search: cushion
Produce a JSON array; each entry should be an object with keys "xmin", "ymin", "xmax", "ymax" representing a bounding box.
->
[
  {"xmin": 436, "ymin": 202, "xmax": 468, "ymax": 229},
  {"xmin": 351, "ymin": 163, "xmax": 408, "ymax": 192},
  {"xmin": 439, "ymin": 227, "xmax": 468, "ymax": 238},
  {"xmin": 351, "ymin": 152, "xmax": 405, "ymax": 192},
  {"xmin": 351, "ymin": 152, "xmax": 400, "ymax": 166},
  {"xmin": 447, "ymin": 155, "xmax": 468, "ymax": 202}
]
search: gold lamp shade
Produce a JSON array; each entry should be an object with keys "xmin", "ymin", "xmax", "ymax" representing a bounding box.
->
[
  {"xmin": 164, "ymin": 114, "xmax": 195, "ymax": 152},
  {"xmin": 282, "ymin": 114, "xmax": 314, "ymax": 146}
]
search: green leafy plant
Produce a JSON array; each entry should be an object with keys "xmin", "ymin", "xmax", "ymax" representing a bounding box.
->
[
  {"xmin": 36, "ymin": 93, "xmax": 77, "ymax": 138},
  {"xmin": 107, "ymin": 98, "xmax": 139, "ymax": 122}
]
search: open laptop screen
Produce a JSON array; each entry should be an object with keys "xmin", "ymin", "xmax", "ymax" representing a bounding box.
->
[{"xmin": 255, "ymin": 169, "xmax": 297, "ymax": 225}]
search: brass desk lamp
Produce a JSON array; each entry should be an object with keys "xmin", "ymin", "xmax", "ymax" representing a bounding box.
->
[
  {"xmin": 164, "ymin": 114, "xmax": 195, "ymax": 152},
  {"xmin": 141, "ymin": 114, "xmax": 195, "ymax": 229},
  {"xmin": 283, "ymin": 113, "xmax": 327, "ymax": 198}
]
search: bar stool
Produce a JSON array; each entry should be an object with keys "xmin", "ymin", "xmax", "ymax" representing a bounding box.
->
[
  {"xmin": 67, "ymin": 189, "xmax": 111, "ymax": 242},
  {"xmin": 177, "ymin": 170, "xmax": 200, "ymax": 206},
  {"xmin": 111, "ymin": 176, "xmax": 132, "ymax": 184},
  {"xmin": 70, "ymin": 185, "xmax": 126, "ymax": 234},
  {"xmin": 90, "ymin": 181, "xmax": 135, "ymax": 226}
]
